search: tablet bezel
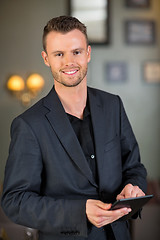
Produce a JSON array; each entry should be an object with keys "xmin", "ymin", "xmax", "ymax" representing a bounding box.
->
[{"xmin": 110, "ymin": 194, "xmax": 153, "ymax": 220}]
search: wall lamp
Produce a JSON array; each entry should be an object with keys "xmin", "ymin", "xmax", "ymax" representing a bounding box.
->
[{"xmin": 6, "ymin": 73, "xmax": 45, "ymax": 106}]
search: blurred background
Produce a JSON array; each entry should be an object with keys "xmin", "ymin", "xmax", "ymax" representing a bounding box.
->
[{"xmin": 0, "ymin": 0, "xmax": 160, "ymax": 239}]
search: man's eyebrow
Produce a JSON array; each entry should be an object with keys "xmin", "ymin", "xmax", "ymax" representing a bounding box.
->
[
  {"xmin": 51, "ymin": 50, "xmax": 63, "ymax": 54},
  {"xmin": 51, "ymin": 48, "xmax": 85, "ymax": 55},
  {"xmin": 72, "ymin": 48, "xmax": 85, "ymax": 51}
]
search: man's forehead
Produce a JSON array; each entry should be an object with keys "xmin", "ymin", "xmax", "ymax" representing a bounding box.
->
[
  {"xmin": 46, "ymin": 29, "xmax": 86, "ymax": 39},
  {"xmin": 46, "ymin": 30, "xmax": 88, "ymax": 51}
]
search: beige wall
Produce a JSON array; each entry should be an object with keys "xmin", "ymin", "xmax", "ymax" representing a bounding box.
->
[{"xmin": 0, "ymin": 0, "xmax": 160, "ymax": 183}]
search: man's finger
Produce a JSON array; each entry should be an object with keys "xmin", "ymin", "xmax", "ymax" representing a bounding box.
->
[{"xmin": 96, "ymin": 201, "xmax": 112, "ymax": 210}]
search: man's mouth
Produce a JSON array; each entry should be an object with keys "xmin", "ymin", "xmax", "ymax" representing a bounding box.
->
[{"xmin": 62, "ymin": 69, "xmax": 79, "ymax": 75}]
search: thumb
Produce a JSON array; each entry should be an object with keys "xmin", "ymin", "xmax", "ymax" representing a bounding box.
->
[
  {"xmin": 105, "ymin": 203, "xmax": 112, "ymax": 210},
  {"xmin": 97, "ymin": 201, "xmax": 112, "ymax": 210}
]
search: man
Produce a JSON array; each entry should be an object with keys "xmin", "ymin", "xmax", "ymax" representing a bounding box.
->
[{"xmin": 1, "ymin": 16, "xmax": 147, "ymax": 240}]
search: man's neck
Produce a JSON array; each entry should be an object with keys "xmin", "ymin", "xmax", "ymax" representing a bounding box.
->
[{"xmin": 55, "ymin": 82, "xmax": 87, "ymax": 119}]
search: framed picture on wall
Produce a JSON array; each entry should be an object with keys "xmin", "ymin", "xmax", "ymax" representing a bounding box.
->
[
  {"xmin": 125, "ymin": 0, "xmax": 150, "ymax": 8},
  {"xmin": 143, "ymin": 61, "xmax": 160, "ymax": 83},
  {"xmin": 105, "ymin": 62, "xmax": 128, "ymax": 83},
  {"xmin": 68, "ymin": 0, "xmax": 110, "ymax": 45},
  {"xmin": 125, "ymin": 20, "xmax": 156, "ymax": 45}
]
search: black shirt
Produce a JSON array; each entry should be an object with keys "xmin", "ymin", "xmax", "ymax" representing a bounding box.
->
[
  {"xmin": 67, "ymin": 101, "xmax": 98, "ymax": 184},
  {"xmin": 67, "ymin": 101, "xmax": 115, "ymax": 240}
]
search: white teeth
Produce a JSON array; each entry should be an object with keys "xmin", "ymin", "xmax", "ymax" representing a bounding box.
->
[{"xmin": 64, "ymin": 70, "xmax": 77, "ymax": 74}]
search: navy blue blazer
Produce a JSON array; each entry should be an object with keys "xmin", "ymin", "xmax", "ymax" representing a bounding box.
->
[{"xmin": 1, "ymin": 87, "xmax": 147, "ymax": 240}]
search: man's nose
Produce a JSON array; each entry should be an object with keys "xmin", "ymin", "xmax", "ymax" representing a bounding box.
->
[{"xmin": 63, "ymin": 54, "xmax": 75, "ymax": 66}]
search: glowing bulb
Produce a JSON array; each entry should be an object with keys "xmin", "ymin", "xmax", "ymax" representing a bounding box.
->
[
  {"xmin": 7, "ymin": 75, "xmax": 25, "ymax": 91},
  {"xmin": 26, "ymin": 74, "xmax": 44, "ymax": 92}
]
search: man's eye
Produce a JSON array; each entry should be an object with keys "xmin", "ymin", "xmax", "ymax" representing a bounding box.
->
[
  {"xmin": 56, "ymin": 53, "xmax": 63, "ymax": 57},
  {"xmin": 73, "ymin": 51, "xmax": 81, "ymax": 55}
]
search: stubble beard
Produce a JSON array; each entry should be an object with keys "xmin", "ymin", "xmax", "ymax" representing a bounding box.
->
[{"xmin": 51, "ymin": 67, "xmax": 88, "ymax": 88}]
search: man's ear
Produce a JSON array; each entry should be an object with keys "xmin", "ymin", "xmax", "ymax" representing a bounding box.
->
[
  {"xmin": 41, "ymin": 51, "xmax": 50, "ymax": 67},
  {"xmin": 87, "ymin": 45, "xmax": 91, "ymax": 63}
]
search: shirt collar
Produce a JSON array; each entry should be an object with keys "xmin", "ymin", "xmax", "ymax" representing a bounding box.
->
[{"xmin": 67, "ymin": 98, "xmax": 90, "ymax": 122}]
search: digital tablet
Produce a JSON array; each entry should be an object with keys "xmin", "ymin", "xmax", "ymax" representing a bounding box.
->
[{"xmin": 110, "ymin": 195, "xmax": 153, "ymax": 220}]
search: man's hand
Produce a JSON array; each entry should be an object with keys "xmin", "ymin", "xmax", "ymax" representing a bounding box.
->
[
  {"xmin": 86, "ymin": 199, "xmax": 131, "ymax": 228},
  {"xmin": 116, "ymin": 184, "xmax": 145, "ymax": 200}
]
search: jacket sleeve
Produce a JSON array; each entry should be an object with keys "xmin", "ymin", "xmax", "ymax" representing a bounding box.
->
[
  {"xmin": 118, "ymin": 96, "xmax": 147, "ymax": 193},
  {"xmin": 1, "ymin": 117, "xmax": 88, "ymax": 237},
  {"xmin": 117, "ymin": 97, "xmax": 147, "ymax": 220}
]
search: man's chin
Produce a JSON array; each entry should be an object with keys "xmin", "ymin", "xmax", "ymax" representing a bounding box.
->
[{"xmin": 55, "ymin": 79, "xmax": 83, "ymax": 88}]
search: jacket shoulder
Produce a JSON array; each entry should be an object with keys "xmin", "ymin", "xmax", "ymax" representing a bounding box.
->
[
  {"xmin": 88, "ymin": 87, "xmax": 121, "ymax": 105},
  {"xmin": 19, "ymin": 99, "xmax": 44, "ymax": 120},
  {"xmin": 13, "ymin": 93, "xmax": 50, "ymax": 127}
]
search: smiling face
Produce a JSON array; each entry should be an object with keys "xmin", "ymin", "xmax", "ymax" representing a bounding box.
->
[{"xmin": 41, "ymin": 29, "xmax": 91, "ymax": 88}]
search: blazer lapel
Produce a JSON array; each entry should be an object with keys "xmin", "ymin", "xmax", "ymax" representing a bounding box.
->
[
  {"xmin": 43, "ymin": 87, "xmax": 97, "ymax": 188},
  {"xmin": 88, "ymin": 88, "xmax": 107, "ymax": 184}
]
